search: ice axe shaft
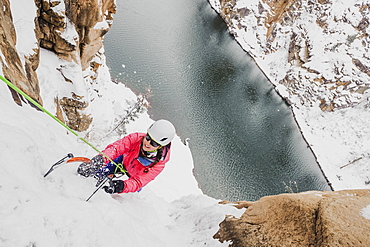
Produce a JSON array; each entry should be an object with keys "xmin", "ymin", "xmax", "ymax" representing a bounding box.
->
[{"xmin": 86, "ymin": 175, "xmax": 113, "ymax": 202}]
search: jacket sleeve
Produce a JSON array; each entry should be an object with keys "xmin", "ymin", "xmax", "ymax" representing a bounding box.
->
[{"xmin": 101, "ymin": 133, "xmax": 139, "ymax": 164}]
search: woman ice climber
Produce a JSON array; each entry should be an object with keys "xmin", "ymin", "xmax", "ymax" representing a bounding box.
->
[{"xmin": 77, "ymin": 119, "xmax": 176, "ymax": 194}]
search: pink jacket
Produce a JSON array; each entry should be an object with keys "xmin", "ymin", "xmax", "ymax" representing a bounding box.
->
[{"xmin": 102, "ymin": 132, "xmax": 171, "ymax": 193}]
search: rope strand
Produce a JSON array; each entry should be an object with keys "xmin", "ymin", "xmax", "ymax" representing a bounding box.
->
[{"xmin": 0, "ymin": 75, "xmax": 126, "ymax": 173}]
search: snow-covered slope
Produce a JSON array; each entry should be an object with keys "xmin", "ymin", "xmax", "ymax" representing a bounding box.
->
[
  {"xmin": 0, "ymin": 49, "xmax": 245, "ymax": 247},
  {"xmin": 0, "ymin": 52, "xmax": 245, "ymax": 246}
]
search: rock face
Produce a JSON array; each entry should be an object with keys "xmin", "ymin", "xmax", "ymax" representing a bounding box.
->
[
  {"xmin": 36, "ymin": 0, "xmax": 115, "ymax": 70},
  {"xmin": 215, "ymin": 189, "xmax": 370, "ymax": 246},
  {"xmin": 35, "ymin": 0, "xmax": 115, "ymax": 131},
  {"xmin": 209, "ymin": 0, "xmax": 370, "ymax": 111},
  {"xmin": 0, "ymin": 0, "xmax": 42, "ymax": 106},
  {"xmin": 0, "ymin": 0, "xmax": 115, "ymax": 131}
]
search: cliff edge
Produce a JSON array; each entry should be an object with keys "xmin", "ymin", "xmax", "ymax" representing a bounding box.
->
[{"xmin": 216, "ymin": 189, "xmax": 370, "ymax": 246}]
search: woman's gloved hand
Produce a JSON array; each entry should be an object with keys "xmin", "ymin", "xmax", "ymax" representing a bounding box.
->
[{"xmin": 103, "ymin": 180, "xmax": 124, "ymax": 194}]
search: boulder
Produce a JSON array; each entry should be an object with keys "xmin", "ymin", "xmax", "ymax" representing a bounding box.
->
[{"xmin": 215, "ymin": 189, "xmax": 370, "ymax": 246}]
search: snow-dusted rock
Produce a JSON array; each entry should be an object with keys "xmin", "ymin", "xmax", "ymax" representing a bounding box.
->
[{"xmin": 209, "ymin": 0, "xmax": 370, "ymax": 110}]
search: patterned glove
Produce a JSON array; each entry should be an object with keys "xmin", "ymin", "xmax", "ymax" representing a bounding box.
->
[
  {"xmin": 93, "ymin": 161, "xmax": 115, "ymax": 179},
  {"xmin": 77, "ymin": 155, "xmax": 104, "ymax": 177}
]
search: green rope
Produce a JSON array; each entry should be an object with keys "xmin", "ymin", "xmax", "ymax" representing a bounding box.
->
[{"xmin": 0, "ymin": 75, "xmax": 127, "ymax": 173}]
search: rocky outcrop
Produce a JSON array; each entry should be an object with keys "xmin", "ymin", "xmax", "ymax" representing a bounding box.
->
[
  {"xmin": 0, "ymin": 0, "xmax": 42, "ymax": 106},
  {"xmin": 34, "ymin": 0, "xmax": 116, "ymax": 131},
  {"xmin": 36, "ymin": 0, "xmax": 116, "ymax": 70},
  {"xmin": 55, "ymin": 95, "xmax": 92, "ymax": 132},
  {"xmin": 215, "ymin": 189, "xmax": 370, "ymax": 246},
  {"xmin": 1, "ymin": 0, "xmax": 115, "ymax": 131},
  {"xmin": 209, "ymin": 0, "xmax": 370, "ymax": 111}
]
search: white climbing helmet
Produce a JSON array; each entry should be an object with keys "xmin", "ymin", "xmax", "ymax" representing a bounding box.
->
[{"xmin": 147, "ymin": 119, "xmax": 175, "ymax": 146}]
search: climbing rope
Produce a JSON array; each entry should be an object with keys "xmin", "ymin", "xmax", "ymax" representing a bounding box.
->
[{"xmin": 0, "ymin": 75, "xmax": 126, "ymax": 173}]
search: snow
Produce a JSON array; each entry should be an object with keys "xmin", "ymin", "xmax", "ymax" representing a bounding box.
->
[
  {"xmin": 362, "ymin": 205, "xmax": 370, "ymax": 220},
  {"xmin": 57, "ymin": 19, "xmax": 79, "ymax": 46},
  {"xmin": 294, "ymin": 103, "xmax": 370, "ymax": 189},
  {"xmin": 0, "ymin": 1, "xmax": 244, "ymax": 246},
  {"xmin": 94, "ymin": 20, "xmax": 110, "ymax": 30},
  {"xmin": 8, "ymin": 0, "xmax": 38, "ymax": 58}
]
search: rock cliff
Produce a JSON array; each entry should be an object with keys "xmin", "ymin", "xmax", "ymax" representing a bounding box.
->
[
  {"xmin": 36, "ymin": 0, "xmax": 115, "ymax": 70},
  {"xmin": 0, "ymin": 0, "xmax": 115, "ymax": 131},
  {"xmin": 215, "ymin": 189, "xmax": 370, "ymax": 246},
  {"xmin": 0, "ymin": 0, "xmax": 42, "ymax": 106}
]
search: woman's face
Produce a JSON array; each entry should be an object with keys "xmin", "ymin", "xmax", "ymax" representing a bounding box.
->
[{"xmin": 142, "ymin": 135, "xmax": 161, "ymax": 152}]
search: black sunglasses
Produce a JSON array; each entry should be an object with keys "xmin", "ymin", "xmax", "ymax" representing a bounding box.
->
[{"xmin": 145, "ymin": 134, "xmax": 161, "ymax": 147}]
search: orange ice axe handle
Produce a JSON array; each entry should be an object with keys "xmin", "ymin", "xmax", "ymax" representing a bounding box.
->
[{"xmin": 66, "ymin": 157, "xmax": 91, "ymax": 163}]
